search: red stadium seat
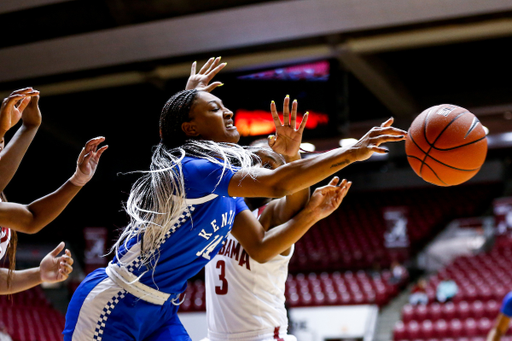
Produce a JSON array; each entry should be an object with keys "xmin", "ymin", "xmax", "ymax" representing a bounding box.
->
[
  {"xmin": 448, "ymin": 319, "xmax": 462, "ymax": 338},
  {"xmin": 434, "ymin": 319, "xmax": 448, "ymax": 339}
]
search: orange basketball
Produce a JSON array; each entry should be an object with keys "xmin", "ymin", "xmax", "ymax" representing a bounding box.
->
[{"xmin": 405, "ymin": 104, "xmax": 487, "ymax": 186}]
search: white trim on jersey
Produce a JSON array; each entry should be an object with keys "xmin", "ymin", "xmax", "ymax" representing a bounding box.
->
[
  {"xmin": 71, "ymin": 277, "xmax": 126, "ymax": 341},
  {"xmin": 185, "ymin": 194, "xmax": 218, "ymax": 205}
]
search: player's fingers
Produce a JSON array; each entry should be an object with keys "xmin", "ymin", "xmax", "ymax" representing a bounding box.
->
[
  {"xmin": 205, "ymin": 57, "xmax": 221, "ymax": 74},
  {"xmin": 17, "ymin": 97, "xmax": 31, "ymax": 112},
  {"xmin": 328, "ymin": 176, "xmax": 340, "ymax": 186},
  {"xmin": 50, "ymin": 242, "xmax": 65, "ymax": 257},
  {"xmin": 369, "ymin": 145, "xmax": 389, "ymax": 154},
  {"xmin": 372, "ymin": 126, "xmax": 408, "ymax": 136},
  {"xmin": 372, "ymin": 135, "xmax": 405, "ymax": 145},
  {"xmin": 190, "ymin": 61, "xmax": 197, "ymax": 76},
  {"xmin": 298, "ymin": 112, "xmax": 309, "ymax": 133},
  {"xmin": 61, "ymin": 254, "xmax": 74, "ymax": 266},
  {"xmin": 268, "ymin": 135, "xmax": 276, "ymax": 148},
  {"xmin": 10, "ymin": 87, "xmax": 34, "ymax": 95},
  {"xmin": 94, "ymin": 145, "xmax": 109, "ymax": 161},
  {"xmin": 270, "ymin": 101, "xmax": 282, "ymax": 127},
  {"xmin": 203, "ymin": 82, "xmax": 224, "ymax": 93},
  {"xmin": 198, "ymin": 57, "xmax": 215, "ymax": 74},
  {"xmin": 380, "ymin": 117, "xmax": 394, "ymax": 127},
  {"xmin": 4, "ymin": 94, "xmax": 25, "ymax": 111},
  {"xmin": 291, "ymin": 99, "xmax": 298, "ymax": 129},
  {"xmin": 283, "ymin": 95, "xmax": 290, "ymax": 126}
]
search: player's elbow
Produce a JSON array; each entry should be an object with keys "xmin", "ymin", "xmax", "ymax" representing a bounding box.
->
[{"xmin": 244, "ymin": 248, "xmax": 270, "ymax": 264}]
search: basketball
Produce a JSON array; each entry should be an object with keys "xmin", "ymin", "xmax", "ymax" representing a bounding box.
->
[{"xmin": 405, "ymin": 104, "xmax": 488, "ymax": 186}]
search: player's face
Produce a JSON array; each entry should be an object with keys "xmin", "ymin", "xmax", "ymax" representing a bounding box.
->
[{"xmin": 188, "ymin": 92, "xmax": 240, "ymax": 144}]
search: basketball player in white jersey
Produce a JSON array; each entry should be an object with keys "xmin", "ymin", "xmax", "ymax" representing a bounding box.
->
[{"xmin": 205, "ymin": 141, "xmax": 352, "ymax": 341}]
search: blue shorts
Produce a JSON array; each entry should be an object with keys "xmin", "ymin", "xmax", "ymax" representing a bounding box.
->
[{"xmin": 63, "ymin": 268, "xmax": 191, "ymax": 341}]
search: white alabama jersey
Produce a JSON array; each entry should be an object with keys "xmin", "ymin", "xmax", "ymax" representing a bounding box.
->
[
  {"xmin": 0, "ymin": 227, "xmax": 11, "ymax": 261},
  {"xmin": 205, "ymin": 208, "xmax": 294, "ymax": 339}
]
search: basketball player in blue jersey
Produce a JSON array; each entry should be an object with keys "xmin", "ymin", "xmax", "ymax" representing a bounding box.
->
[
  {"xmin": 64, "ymin": 58, "xmax": 406, "ymax": 341},
  {"xmin": 487, "ymin": 292, "xmax": 512, "ymax": 341}
]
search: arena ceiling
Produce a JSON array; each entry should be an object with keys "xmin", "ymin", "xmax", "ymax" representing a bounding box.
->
[{"xmin": 2, "ymin": 0, "xmax": 512, "ymax": 136}]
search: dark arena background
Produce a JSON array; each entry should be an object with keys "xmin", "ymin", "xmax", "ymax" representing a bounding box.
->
[{"xmin": 1, "ymin": 1, "xmax": 512, "ymax": 340}]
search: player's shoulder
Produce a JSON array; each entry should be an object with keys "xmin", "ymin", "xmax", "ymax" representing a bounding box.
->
[{"xmin": 501, "ymin": 291, "xmax": 512, "ymax": 317}]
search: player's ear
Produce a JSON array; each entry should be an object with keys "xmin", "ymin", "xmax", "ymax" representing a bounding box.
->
[{"xmin": 181, "ymin": 121, "xmax": 199, "ymax": 137}]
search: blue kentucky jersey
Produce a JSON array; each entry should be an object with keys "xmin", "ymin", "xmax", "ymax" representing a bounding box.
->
[
  {"xmin": 112, "ymin": 156, "xmax": 248, "ymax": 294},
  {"xmin": 501, "ymin": 291, "xmax": 512, "ymax": 317}
]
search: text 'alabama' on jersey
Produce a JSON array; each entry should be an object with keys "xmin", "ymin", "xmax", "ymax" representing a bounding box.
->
[
  {"xmin": 205, "ymin": 208, "xmax": 294, "ymax": 340},
  {"xmin": 64, "ymin": 156, "xmax": 249, "ymax": 341}
]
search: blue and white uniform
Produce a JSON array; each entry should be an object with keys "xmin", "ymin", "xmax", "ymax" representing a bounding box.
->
[
  {"xmin": 64, "ymin": 157, "xmax": 248, "ymax": 341},
  {"xmin": 500, "ymin": 292, "xmax": 512, "ymax": 317}
]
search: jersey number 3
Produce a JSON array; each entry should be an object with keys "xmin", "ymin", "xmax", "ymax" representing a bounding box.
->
[{"xmin": 215, "ymin": 260, "xmax": 228, "ymax": 295}]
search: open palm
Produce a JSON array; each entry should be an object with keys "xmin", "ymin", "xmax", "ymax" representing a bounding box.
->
[{"xmin": 268, "ymin": 96, "xmax": 308, "ymax": 158}]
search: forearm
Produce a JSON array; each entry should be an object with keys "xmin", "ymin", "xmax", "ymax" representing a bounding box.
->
[
  {"xmin": 248, "ymin": 207, "xmax": 319, "ymax": 263},
  {"xmin": 0, "ymin": 267, "xmax": 41, "ymax": 294},
  {"xmin": 23, "ymin": 180, "xmax": 81, "ymax": 234},
  {"xmin": 0, "ymin": 124, "xmax": 39, "ymax": 192},
  {"xmin": 230, "ymin": 147, "xmax": 357, "ymax": 198}
]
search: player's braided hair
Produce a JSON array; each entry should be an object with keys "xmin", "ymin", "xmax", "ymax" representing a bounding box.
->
[
  {"xmin": 114, "ymin": 89, "xmax": 260, "ymax": 272},
  {"xmin": 159, "ymin": 89, "xmax": 198, "ymax": 149}
]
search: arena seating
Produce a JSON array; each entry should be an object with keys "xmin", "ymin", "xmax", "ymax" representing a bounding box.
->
[
  {"xmin": 394, "ymin": 236, "xmax": 512, "ymax": 340},
  {"xmin": 0, "ymin": 286, "xmax": 65, "ymax": 341},
  {"xmin": 289, "ymin": 183, "xmax": 500, "ymax": 272},
  {"xmin": 179, "ymin": 268, "xmax": 409, "ymax": 312}
]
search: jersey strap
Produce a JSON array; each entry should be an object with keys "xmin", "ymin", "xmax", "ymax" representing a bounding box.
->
[
  {"xmin": 106, "ymin": 262, "xmax": 176, "ymax": 305},
  {"xmin": 184, "ymin": 194, "xmax": 218, "ymax": 205}
]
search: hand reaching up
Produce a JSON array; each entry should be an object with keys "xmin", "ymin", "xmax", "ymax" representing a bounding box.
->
[
  {"xmin": 185, "ymin": 57, "xmax": 226, "ymax": 92},
  {"xmin": 268, "ymin": 95, "xmax": 308, "ymax": 160},
  {"xmin": 0, "ymin": 88, "xmax": 39, "ymax": 135},
  {"xmin": 69, "ymin": 137, "xmax": 108, "ymax": 187}
]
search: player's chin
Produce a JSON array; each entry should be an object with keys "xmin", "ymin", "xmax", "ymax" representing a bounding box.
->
[{"xmin": 226, "ymin": 130, "xmax": 240, "ymax": 144}]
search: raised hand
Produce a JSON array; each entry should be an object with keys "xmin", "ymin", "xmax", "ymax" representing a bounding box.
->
[
  {"xmin": 21, "ymin": 89, "xmax": 42, "ymax": 128},
  {"xmin": 0, "ymin": 88, "xmax": 39, "ymax": 135},
  {"xmin": 268, "ymin": 95, "xmax": 308, "ymax": 159},
  {"xmin": 69, "ymin": 137, "xmax": 108, "ymax": 187},
  {"xmin": 39, "ymin": 242, "xmax": 74, "ymax": 283},
  {"xmin": 305, "ymin": 177, "xmax": 351, "ymax": 220},
  {"xmin": 185, "ymin": 57, "xmax": 226, "ymax": 92},
  {"xmin": 351, "ymin": 117, "xmax": 407, "ymax": 161}
]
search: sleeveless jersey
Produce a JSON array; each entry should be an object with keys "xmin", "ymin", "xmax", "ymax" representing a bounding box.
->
[
  {"xmin": 0, "ymin": 196, "xmax": 10, "ymax": 261},
  {"xmin": 111, "ymin": 156, "xmax": 249, "ymax": 294},
  {"xmin": 0, "ymin": 227, "xmax": 10, "ymax": 261},
  {"xmin": 205, "ymin": 207, "xmax": 294, "ymax": 338}
]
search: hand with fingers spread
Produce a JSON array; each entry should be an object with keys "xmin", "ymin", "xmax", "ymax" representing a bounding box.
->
[
  {"xmin": 268, "ymin": 95, "xmax": 308, "ymax": 160},
  {"xmin": 69, "ymin": 137, "xmax": 108, "ymax": 187},
  {"xmin": 305, "ymin": 177, "xmax": 352, "ymax": 220},
  {"xmin": 185, "ymin": 57, "xmax": 227, "ymax": 92},
  {"xmin": 0, "ymin": 88, "xmax": 39, "ymax": 137},
  {"xmin": 351, "ymin": 117, "xmax": 407, "ymax": 162},
  {"xmin": 39, "ymin": 242, "xmax": 74, "ymax": 283}
]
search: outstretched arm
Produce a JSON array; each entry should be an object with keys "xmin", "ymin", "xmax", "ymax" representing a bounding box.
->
[
  {"xmin": 229, "ymin": 116, "xmax": 406, "ymax": 199},
  {"xmin": 0, "ymin": 88, "xmax": 42, "ymax": 192},
  {"xmin": 0, "ymin": 242, "xmax": 73, "ymax": 294},
  {"xmin": 232, "ymin": 177, "xmax": 351, "ymax": 263},
  {"xmin": 0, "ymin": 137, "xmax": 107, "ymax": 234},
  {"xmin": 487, "ymin": 313, "xmax": 510, "ymax": 341}
]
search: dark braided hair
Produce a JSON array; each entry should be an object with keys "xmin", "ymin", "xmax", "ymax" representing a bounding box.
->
[{"xmin": 159, "ymin": 89, "xmax": 198, "ymax": 149}]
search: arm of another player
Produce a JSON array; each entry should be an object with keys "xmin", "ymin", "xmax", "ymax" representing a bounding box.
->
[
  {"xmin": 487, "ymin": 313, "xmax": 510, "ymax": 341},
  {"xmin": 0, "ymin": 242, "xmax": 73, "ymax": 295},
  {"xmin": 0, "ymin": 137, "xmax": 107, "ymax": 234},
  {"xmin": 488, "ymin": 292, "xmax": 512, "ymax": 341},
  {"xmin": 259, "ymin": 96, "xmax": 310, "ymax": 230},
  {"xmin": 0, "ymin": 88, "xmax": 42, "ymax": 193},
  {"xmin": 229, "ymin": 117, "xmax": 405, "ymax": 199},
  {"xmin": 232, "ymin": 177, "xmax": 351, "ymax": 263}
]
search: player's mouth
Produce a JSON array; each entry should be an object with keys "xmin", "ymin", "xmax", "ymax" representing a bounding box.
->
[{"xmin": 226, "ymin": 121, "xmax": 236, "ymax": 130}]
